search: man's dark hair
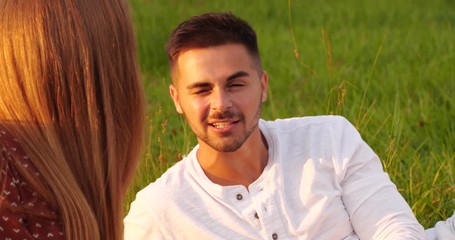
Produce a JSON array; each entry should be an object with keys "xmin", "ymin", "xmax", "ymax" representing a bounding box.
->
[{"xmin": 166, "ymin": 12, "xmax": 261, "ymax": 75}]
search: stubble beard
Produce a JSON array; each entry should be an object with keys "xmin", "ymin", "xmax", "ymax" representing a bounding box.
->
[{"xmin": 185, "ymin": 100, "xmax": 263, "ymax": 153}]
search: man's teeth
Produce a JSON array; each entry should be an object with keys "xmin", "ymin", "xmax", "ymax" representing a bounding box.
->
[{"xmin": 212, "ymin": 122, "xmax": 231, "ymax": 128}]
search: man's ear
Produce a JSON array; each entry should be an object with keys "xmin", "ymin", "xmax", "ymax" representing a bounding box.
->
[
  {"xmin": 261, "ymin": 71, "xmax": 268, "ymax": 102},
  {"xmin": 169, "ymin": 84, "xmax": 183, "ymax": 114}
]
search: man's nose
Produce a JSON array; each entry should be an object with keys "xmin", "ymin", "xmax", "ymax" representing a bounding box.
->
[{"xmin": 210, "ymin": 88, "xmax": 232, "ymax": 111}]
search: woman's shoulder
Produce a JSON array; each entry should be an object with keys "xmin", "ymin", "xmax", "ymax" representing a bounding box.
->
[{"xmin": 1, "ymin": 124, "xmax": 65, "ymax": 239}]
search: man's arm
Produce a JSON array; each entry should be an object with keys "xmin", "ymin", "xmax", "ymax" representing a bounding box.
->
[{"xmin": 336, "ymin": 118, "xmax": 425, "ymax": 239}]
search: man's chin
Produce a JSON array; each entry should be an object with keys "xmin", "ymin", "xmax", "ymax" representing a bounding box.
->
[{"xmin": 208, "ymin": 140, "xmax": 244, "ymax": 153}]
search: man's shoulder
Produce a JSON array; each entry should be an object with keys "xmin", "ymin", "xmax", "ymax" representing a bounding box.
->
[
  {"xmin": 261, "ymin": 115, "xmax": 352, "ymax": 131},
  {"xmin": 124, "ymin": 157, "xmax": 193, "ymax": 234},
  {"xmin": 259, "ymin": 115, "xmax": 361, "ymax": 146},
  {"xmin": 132, "ymin": 155, "xmax": 195, "ymax": 204}
]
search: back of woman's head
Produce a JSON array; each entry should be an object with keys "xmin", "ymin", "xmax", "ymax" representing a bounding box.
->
[{"xmin": 0, "ymin": 0, "xmax": 145, "ymax": 239}]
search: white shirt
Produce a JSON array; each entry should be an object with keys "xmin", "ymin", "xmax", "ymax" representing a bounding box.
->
[
  {"xmin": 124, "ymin": 116, "xmax": 425, "ymax": 239},
  {"xmin": 425, "ymin": 211, "xmax": 455, "ymax": 240}
]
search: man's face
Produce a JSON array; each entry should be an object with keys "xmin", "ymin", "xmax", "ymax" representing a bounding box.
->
[{"xmin": 169, "ymin": 43, "xmax": 268, "ymax": 152}]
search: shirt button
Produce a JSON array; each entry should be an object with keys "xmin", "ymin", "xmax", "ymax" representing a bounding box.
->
[
  {"xmin": 272, "ymin": 233, "xmax": 278, "ymax": 239},
  {"xmin": 236, "ymin": 194, "xmax": 243, "ymax": 200},
  {"xmin": 254, "ymin": 212, "xmax": 259, "ymax": 219}
]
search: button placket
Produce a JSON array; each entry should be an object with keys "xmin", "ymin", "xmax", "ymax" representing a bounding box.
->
[
  {"xmin": 272, "ymin": 233, "xmax": 278, "ymax": 240},
  {"xmin": 250, "ymin": 185, "xmax": 269, "ymax": 232},
  {"xmin": 228, "ymin": 186, "xmax": 248, "ymax": 204},
  {"xmin": 236, "ymin": 193, "xmax": 243, "ymax": 201},
  {"xmin": 251, "ymin": 185, "xmax": 286, "ymax": 240},
  {"xmin": 230, "ymin": 188, "xmax": 263, "ymax": 230}
]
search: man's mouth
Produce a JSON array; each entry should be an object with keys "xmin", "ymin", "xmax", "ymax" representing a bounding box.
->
[
  {"xmin": 209, "ymin": 119, "xmax": 241, "ymax": 129},
  {"xmin": 211, "ymin": 121, "xmax": 234, "ymax": 128},
  {"xmin": 207, "ymin": 111, "xmax": 241, "ymax": 129}
]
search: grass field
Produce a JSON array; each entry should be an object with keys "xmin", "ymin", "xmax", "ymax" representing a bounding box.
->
[{"xmin": 126, "ymin": 0, "xmax": 454, "ymax": 228}]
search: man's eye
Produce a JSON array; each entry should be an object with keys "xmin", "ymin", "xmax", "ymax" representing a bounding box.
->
[
  {"xmin": 193, "ymin": 89, "xmax": 210, "ymax": 94},
  {"xmin": 229, "ymin": 83, "xmax": 244, "ymax": 88}
]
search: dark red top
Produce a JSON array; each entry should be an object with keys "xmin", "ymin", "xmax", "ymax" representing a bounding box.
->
[{"xmin": 0, "ymin": 124, "xmax": 64, "ymax": 239}]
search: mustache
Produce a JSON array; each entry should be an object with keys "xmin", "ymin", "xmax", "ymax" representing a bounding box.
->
[{"xmin": 208, "ymin": 111, "xmax": 240, "ymax": 120}]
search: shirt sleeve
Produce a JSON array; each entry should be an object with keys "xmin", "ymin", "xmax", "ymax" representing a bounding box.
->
[
  {"xmin": 335, "ymin": 118, "xmax": 425, "ymax": 239},
  {"xmin": 434, "ymin": 211, "xmax": 455, "ymax": 239},
  {"xmin": 1, "ymin": 127, "xmax": 64, "ymax": 239}
]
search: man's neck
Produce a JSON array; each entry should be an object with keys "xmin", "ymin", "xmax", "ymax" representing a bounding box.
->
[{"xmin": 196, "ymin": 129, "xmax": 268, "ymax": 188}]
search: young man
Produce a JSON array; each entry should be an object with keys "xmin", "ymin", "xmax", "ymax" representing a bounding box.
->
[{"xmin": 124, "ymin": 12, "xmax": 425, "ymax": 239}]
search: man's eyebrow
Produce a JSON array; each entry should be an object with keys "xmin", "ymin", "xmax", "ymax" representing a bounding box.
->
[
  {"xmin": 227, "ymin": 71, "xmax": 249, "ymax": 81},
  {"xmin": 185, "ymin": 71, "xmax": 250, "ymax": 90},
  {"xmin": 186, "ymin": 82, "xmax": 212, "ymax": 90}
]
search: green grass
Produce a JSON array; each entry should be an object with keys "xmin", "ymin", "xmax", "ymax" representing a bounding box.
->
[{"xmin": 126, "ymin": 0, "xmax": 454, "ymax": 228}]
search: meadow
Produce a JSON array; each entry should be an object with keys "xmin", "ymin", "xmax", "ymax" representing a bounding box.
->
[{"xmin": 126, "ymin": 0, "xmax": 454, "ymax": 228}]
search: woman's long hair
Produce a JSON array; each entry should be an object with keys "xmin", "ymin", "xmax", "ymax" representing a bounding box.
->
[{"xmin": 0, "ymin": 0, "xmax": 145, "ymax": 239}]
